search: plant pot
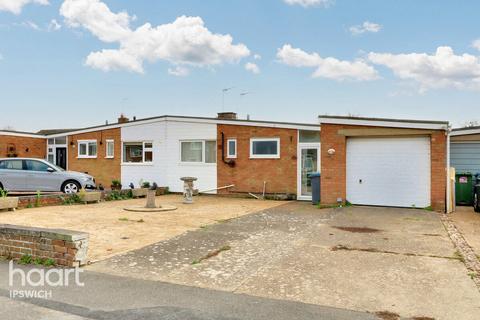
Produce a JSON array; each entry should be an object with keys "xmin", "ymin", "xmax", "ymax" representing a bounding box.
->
[
  {"xmin": 110, "ymin": 185, "xmax": 122, "ymax": 191},
  {"xmin": 156, "ymin": 187, "xmax": 168, "ymax": 196},
  {"xmin": 0, "ymin": 197, "xmax": 19, "ymax": 211},
  {"xmin": 80, "ymin": 191, "xmax": 102, "ymax": 204},
  {"xmin": 131, "ymin": 188, "xmax": 148, "ymax": 198}
]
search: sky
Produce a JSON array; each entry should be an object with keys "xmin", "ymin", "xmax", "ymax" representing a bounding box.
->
[{"xmin": 1, "ymin": 0, "xmax": 480, "ymax": 132}]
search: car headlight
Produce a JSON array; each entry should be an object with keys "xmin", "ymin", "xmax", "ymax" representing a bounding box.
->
[{"xmin": 82, "ymin": 177, "xmax": 93, "ymax": 182}]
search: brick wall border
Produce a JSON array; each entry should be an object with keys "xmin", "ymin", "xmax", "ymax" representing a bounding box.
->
[{"xmin": 0, "ymin": 224, "xmax": 89, "ymax": 267}]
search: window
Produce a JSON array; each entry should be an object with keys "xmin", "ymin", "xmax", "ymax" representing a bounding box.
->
[
  {"xmin": 227, "ymin": 139, "xmax": 237, "ymax": 158},
  {"xmin": 78, "ymin": 140, "xmax": 97, "ymax": 158},
  {"xmin": 25, "ymin": 160, "xmax": 53, "ymax": 172},
  {"xmin": 250, "ymin": 138, "xmax": 280, "ymax": 159},
  {"xmin": 0, "ymin": 160, "xmax": 23, "ymax": 170},
  {"xmin": 54, "ymin": 136, "xmax": 67, "ymax": 145},
  {"xmin": 181, "ymin": 140, "xmax": 217, "ymax": 164},
  {"xmin": 106, "ymin": 140, "xmax": 114, "ymax": 158},
  {"xmin": 299, "ymin": 130, "xmax": 320, "ymax": 143},
  {"xmin": 205, "ymin": 141, "xmax": 216, "ymax": 163},
  {"xmin": 123, "ymin": 142, "xmax": 153, "ymax": 163}
]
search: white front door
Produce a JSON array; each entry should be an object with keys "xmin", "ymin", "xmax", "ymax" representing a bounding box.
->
[
  {"xmin": 346, "ymin": 136, "xmax": 431, "ymax": 208},
  {"xmin": 297, "ymin": 144, "xmax": 320, "ymax": 201}
]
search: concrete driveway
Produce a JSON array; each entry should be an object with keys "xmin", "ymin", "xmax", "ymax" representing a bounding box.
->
[{"xmin": 89, "ymin": 203, "xmax": 480, "ymax": 320}]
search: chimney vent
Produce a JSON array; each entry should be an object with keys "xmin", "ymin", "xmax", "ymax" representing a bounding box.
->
[
  {"xmin": 217, "ymin": 112, "xmax": 237, "ymax": 120},
  {"xmin": 118, "ymin": 114, "xmax": 129, "ymax": 124}
]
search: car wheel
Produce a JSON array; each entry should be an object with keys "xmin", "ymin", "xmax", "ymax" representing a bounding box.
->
[
  {"xmin": 62, "ymin": 181, "xmax": 80, "ymax": 194},
  {"xmin": 474, "ymin": 191, "xmax": 480, "ymax": 213}
]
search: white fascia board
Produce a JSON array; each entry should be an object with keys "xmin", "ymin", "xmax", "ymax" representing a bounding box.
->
[
  {"xmin": 450, "ymin": 128, "xmax": 480, "ymax": 136},
  {"xmin": 319, "ymin": 117, "xmax": 448, "ymax": 130},
  {"xmin": 0, "ymin": 131, "xmax": 46, "ymax": 138},
  {"xmin": 166, "ymin": 117, "xmax": 320, "ymax": 131},
  {"xmin": 46, "ymin": 116, "xmax": 320, "ymax": 138}
]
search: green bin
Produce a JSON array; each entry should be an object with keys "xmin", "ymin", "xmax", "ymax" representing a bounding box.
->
[{"xmin": 455, "ymin": 173, "xmax": 474, "ymax": 205}]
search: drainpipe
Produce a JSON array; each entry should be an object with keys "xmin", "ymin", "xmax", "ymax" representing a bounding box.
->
[{"xmin": 446, "ymin": 126, "xmax": 452, "ymax": 213}]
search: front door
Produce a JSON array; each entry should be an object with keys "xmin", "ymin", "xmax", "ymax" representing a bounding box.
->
[
  {"xmin": 56, "ymin": 147, "xmax": 67, "ymax": 170},
  {"xmin": 297, "ymin": 145, "xmax": 320, "ymax": 200}
]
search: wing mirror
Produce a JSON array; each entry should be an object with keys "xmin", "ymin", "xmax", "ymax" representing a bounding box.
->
[{"xmin": 47, "ymin": 167, "xmax": 55, "ymax": 173}]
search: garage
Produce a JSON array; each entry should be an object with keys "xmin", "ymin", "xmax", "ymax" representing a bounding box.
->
[
  {"xmin": 319, "ymin": 116, "xmax": 449, "ymax": 212},
  {"xmin": 346, "ymin": 137, "xmax": 431, "ymax": 207}
]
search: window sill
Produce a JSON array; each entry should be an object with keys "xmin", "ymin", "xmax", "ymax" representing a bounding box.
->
[
  {"xmin": 105, "ymin": 156, "xmax": 115, "ymax": 159},
  {"xmin": 77, "ymin": 156, "xmax": 97, "ymax": 159},
  {"xmin": 249, "ymin": 156, "xmax": 280, "ymax": 159},
  {"xmin": 178, "ymin": 162, "xmax": 217, "ymax": 166},
  {"xmin": 226, "ymin": 156, "xmax": 237, "ymax": 159},
  {"xmin": 121, "ymin": 162, "xmax": 154, "ymax": 166}
]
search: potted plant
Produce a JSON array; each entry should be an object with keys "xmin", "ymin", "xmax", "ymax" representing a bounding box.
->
[
  {"xmin": 111, "ymin": 179, "xmax": 122, "ymax": 191},
  {"xmin": 0, "ymin": 189, "xmax": 19, "ymax": 211},
  {"xmin": 131, "ymin": 187, "xmax": 148, "ymax": 198},
  {"xmin": 156, "ymin": 186, "xmax": 169, "ymax": 196},
  {"xmin": 79, "ymin": 189, "xmax": 102, "ymax": 204}
]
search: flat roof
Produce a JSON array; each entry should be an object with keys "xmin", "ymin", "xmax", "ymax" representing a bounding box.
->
[
  {"xmin": 318, "ymin": 115, "xmax": 449, "ymax": 131},
  {"xmin": 450, "ymin": 126, "xmax": 480, "ymax": 136}
]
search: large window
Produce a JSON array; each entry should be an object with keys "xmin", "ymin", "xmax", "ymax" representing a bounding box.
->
[
  {"xmin": 227, "ymin": 139, "xmax": 237, "ymax": 158},
  {"xmin": 106, "ymin": 140, "xmax": 114, "ymax": 158},
  {"xmin": 250, "ymin": 138, "xmax": 280, "ymax": 159},
  {"xmin": 181, "ymin": 140, "xmax": 216, "ymax": 164},
  {"xmin": 0, "ymin": 160, "xmax": 23, "ymax": 170},
  {"xmin": 123, "ymin": 142, "xmax": 153, "ymax": 163},
  {"xmin": 78, "ymin": 140, "xmax": 97, "ymax": 158},
  {"xmin": 25, "ymin": 160, "xmax": 52, "ymax": 172}
]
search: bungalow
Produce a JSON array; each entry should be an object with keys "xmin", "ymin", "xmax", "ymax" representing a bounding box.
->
[{"xmin": 0, "ymin": 113, "xmax": 451, "ymax": 212}]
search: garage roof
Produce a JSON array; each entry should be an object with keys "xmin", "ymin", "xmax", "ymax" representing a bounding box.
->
[{"xmin": 318, "ymin": 115, "xmax": 449, "ymax": 130}]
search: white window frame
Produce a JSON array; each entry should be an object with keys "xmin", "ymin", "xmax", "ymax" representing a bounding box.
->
[
  {"xmin": 121, "ymin": 141, "xmax": 153, "ymax": 164},
  {"xmin": 250, "ymin": 137, "xmax": 280, "ymax": 159},
  {"xmin": 227, "ymin": 139, "xmax": 237, "ymax": 159},
  {"xmin": 180, "ymin": 140, "xmax": 217, "ymax": 165},
  {"xmin": 77, "ymin": 140, "xmax": 97, "ymax": 159},
  {"xmin": 105, "ymin": 139, "xmax": 114, "ymax": 159}
]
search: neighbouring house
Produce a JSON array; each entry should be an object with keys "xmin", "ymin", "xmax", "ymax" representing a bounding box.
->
[
  {"xmin": 450, "ymin": 126, "xmax": 480, "ymax": 175},
  {"xmin": 0, "ymin": 113, "xmax": 453, "ymax": 212}
]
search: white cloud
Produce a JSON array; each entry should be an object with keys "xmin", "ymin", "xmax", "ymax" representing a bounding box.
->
[
  {"xmin": 60, "ymin": 0, "xmax": 250, "ymax": 74},
  {"xmin": 472, "ymin": 39, "xmax": 480, "ymax": 51},
  {"xmin": 284, "ymin": 0, "xmax": 332, "ymax": 8},
  {"xmin": 16, "ymin": 20, "xmax": 41, "ymax": 31},
  {"xmin": 368, "ymin": 46, "xmax": 480, "ymax": 91},
  {"xmin": 253, "ymin": 54, "xmax": 262, "ymax": 60},
  {"xmin": 277, "ymin": 44, "xmax": 378, "ymax": 81},
  {"xmin": 168, "ymin": 66, "xmax": 190, "ymax": 77},
  {"xmin": 245, "ymin": 62, "xmax": 260, "ymax": 74},
  {"xmin": 0, "ymin": 0, "xmax": 48, "ymax": 15},
  {"xmin": 349, "ymin": 21, "xmax": 382, "ymax": 35},
  {"xmin": 48, "ymin": 19, "xmax": 61, "ymax": 31}
]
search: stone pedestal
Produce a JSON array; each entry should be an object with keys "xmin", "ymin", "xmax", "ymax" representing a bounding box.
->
[
  {"xmin": 145, "ymin": 190, "xmax": 157, "ymax": 208},
  {"xmin": 180, "ymin": 177, "xmax": 197, "ymax": 204}
]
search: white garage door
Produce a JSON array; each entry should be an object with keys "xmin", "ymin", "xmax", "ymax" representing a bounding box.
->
[{"xmin": 346, "ymin": 137, "xmax": 431, "ymax": 208}]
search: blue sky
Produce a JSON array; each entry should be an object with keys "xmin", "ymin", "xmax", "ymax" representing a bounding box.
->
[{"xmin": 1, "ymin": 0, "xmax": 480, "ymax": 131}]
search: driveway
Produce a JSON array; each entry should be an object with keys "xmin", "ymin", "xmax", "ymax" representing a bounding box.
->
[{"xmin": 89, "ymin": 203, "xmax": 480, "ymax": 320}]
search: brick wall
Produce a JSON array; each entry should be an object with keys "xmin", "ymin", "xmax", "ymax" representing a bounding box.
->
[
  {"xmin": 217, "ymin": 124, "xmax": 298, "ymax": 196},
  {"xmin": 320, "ymin": 124, "xmax": 447, "ymax": 212},
  {"xmin": 0, "ymin": 135, "xmax": 46, "ymax": 159},
  {"xmin": 0, "ymin": 224, "xmax": 89, "ymax": 267},
  {"xmin": 67, "ymin": 128, "xmax": 121, "ymax": 188}
]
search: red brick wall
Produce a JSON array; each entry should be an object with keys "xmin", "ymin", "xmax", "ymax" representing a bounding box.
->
[
  {"xmin": 67, "ymin": 128, "xmax": 121, "ymax": 188},
  {"xmin": 320, "ymin": 124, "xmax": 447, "ymax": 212},
  {"xmin": 217, "ymin": 124, "xmax": 297, "ymax": 195},
  {"xmin": 0, "ymin": 135, "xmax": 46, "ymax": 159}
]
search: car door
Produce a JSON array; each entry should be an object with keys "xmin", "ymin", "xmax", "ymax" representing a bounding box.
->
[
  {"xmin": 0, "ymin": 159, "xmax": 26, "ymax": 191},
  {"xmin": 24, "ymin": 160, "xmax": 62, "ymax": 191}
]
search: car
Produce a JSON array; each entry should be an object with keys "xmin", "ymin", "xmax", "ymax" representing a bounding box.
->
[
  {"xmin": 474, "ymin": 182, "xmax": 480, "ymax": 213},
  {"xmin": 0, "ymin": 158, "xmax": 95, "ymax": 194}
]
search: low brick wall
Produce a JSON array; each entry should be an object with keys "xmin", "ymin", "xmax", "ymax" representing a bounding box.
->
[
  {"xmin": 0, "ymin": 224, "xmax": 89, "ymax": 267},
  {"xmin": 17, "ymin": 194, "xmax": 64, "ymax": 208}
]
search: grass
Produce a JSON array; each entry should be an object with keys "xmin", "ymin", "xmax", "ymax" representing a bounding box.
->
[
  {"xmin": 17, "ymin": 255, "xmax": 56, "ymax": 267},
  {"xmin": 118, "ymin": 217, "xmax": 129, "ymax": 222},
  {"xmin": 119, "ymin": 217, "xmax": 145, "ymax": 223},
  {"xmin": 453, "ymin": 250, "xmax": 465, "ymax": 263},
  {"xmin": 191, "ymin": 245, "xmax": 231, "ymax": 265}
]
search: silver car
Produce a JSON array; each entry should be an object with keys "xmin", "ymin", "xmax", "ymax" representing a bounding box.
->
[{"xmin": 0, "ymin": 158, "xmax": 96, "ymax": 193}]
